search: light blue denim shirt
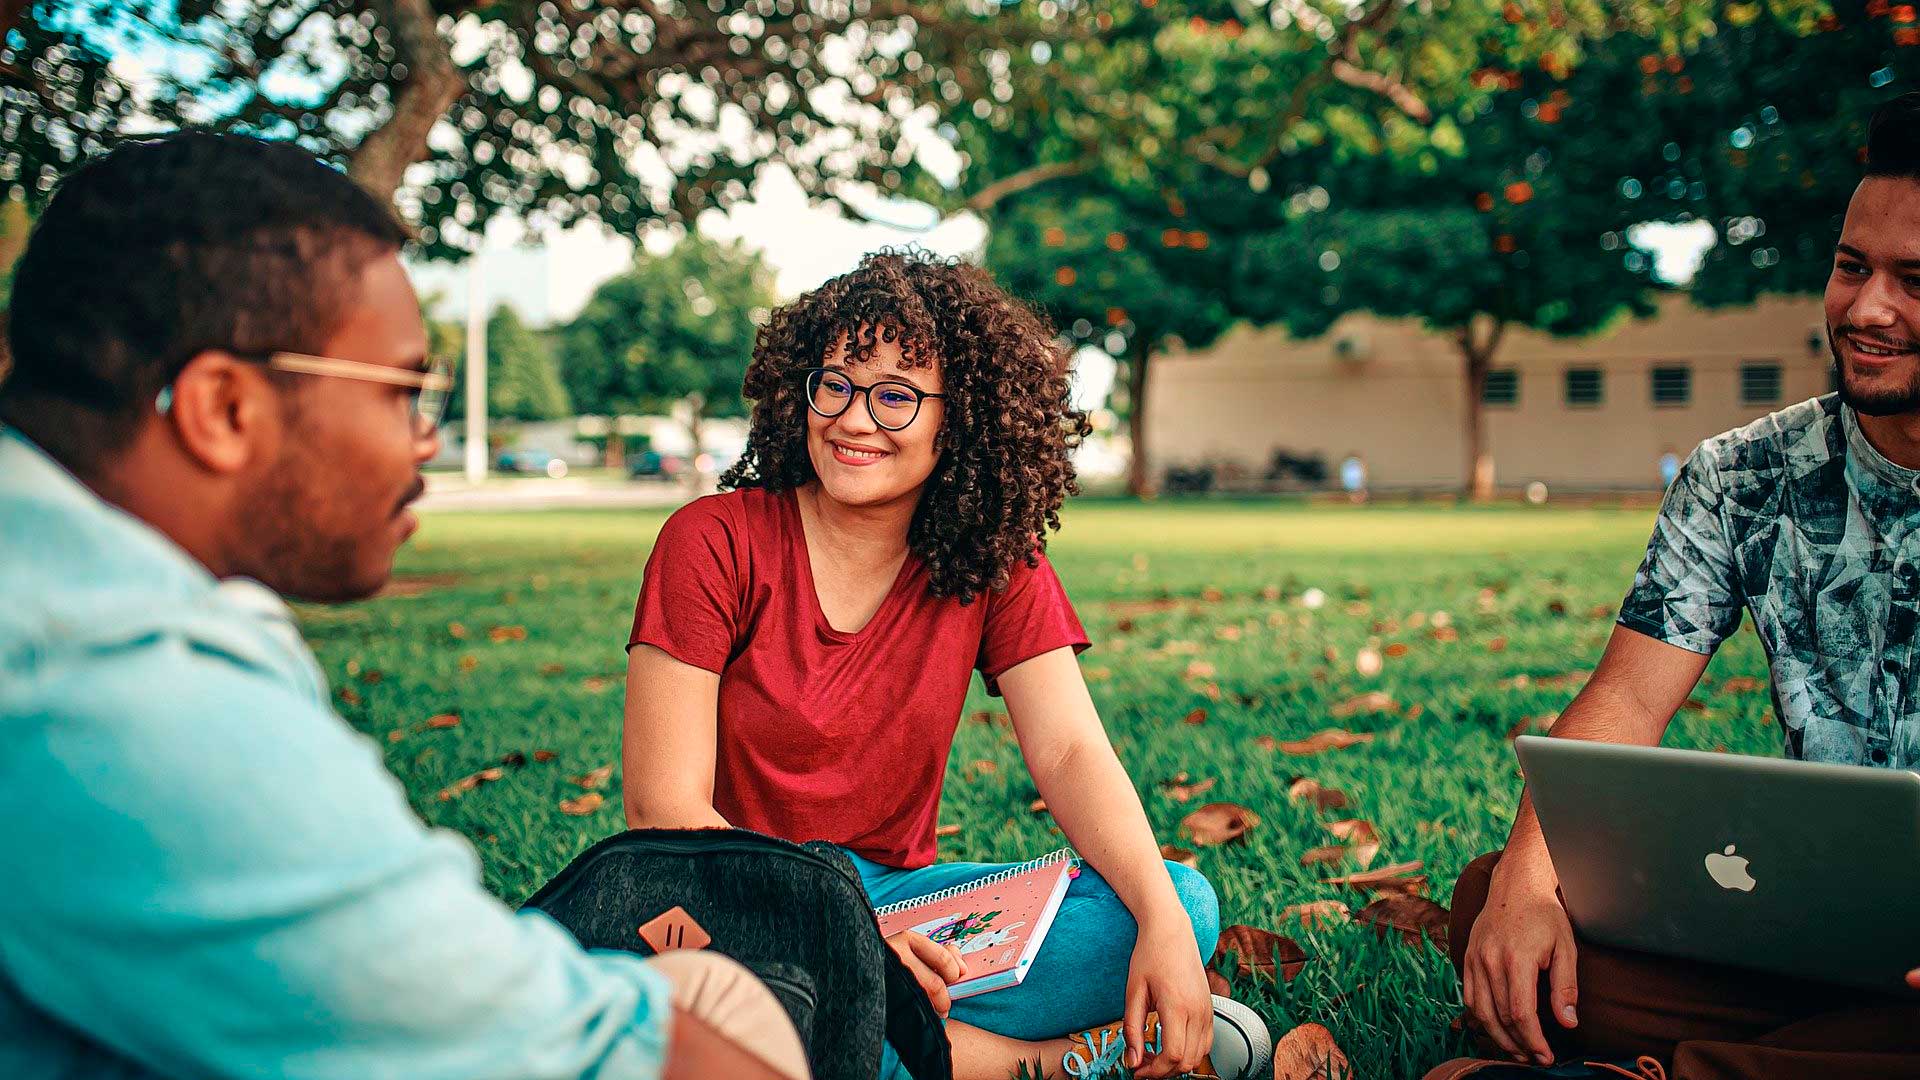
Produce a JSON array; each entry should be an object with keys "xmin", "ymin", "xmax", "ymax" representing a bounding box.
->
[{"xmin": 0, "ymin": 427, "xmax": 673, "ymax": 1079}]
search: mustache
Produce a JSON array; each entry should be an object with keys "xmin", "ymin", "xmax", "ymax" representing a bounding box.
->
[
  {"xmin": 397, "ymin": 475, "xmax": 426, "ymax": 515},
  {"xmin": 1835, "ymin": 325, "xmax": 1920, "ymax": 352}
]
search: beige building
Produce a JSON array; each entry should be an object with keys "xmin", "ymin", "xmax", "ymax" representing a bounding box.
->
[{"xmin": 1146, "ymin": 294, "xmax": 1834, "ymax": 492}]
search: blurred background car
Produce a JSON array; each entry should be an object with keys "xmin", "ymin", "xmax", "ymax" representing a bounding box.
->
[
  {"xmin": 626, "ymin": 450, "xmax": 688, "ymax": 481},
  {"xmin": 497, "ymin": 448, "xmax": 569, "ymax": 478}
]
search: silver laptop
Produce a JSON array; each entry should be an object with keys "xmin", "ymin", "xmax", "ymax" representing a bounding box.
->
[{"xmin": 1515, "ymin": 735, "xmax": 1920, "ymax": 991}]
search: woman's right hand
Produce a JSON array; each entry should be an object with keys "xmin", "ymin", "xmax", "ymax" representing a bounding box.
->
[
  {"xmin": 1461, "ymin": 866, "xmax": 1579, "ymax": 1067},
  {"xmin": 884, "ymin": 931, "xmax": 967, "ymax": 1019}
]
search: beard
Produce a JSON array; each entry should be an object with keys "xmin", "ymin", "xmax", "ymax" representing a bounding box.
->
[
  {"xmin": 244, "ymin": 436, "xmax": 411, "ymax": 603},
  {"xmin": 1829, "ymin": 329, "xmax": 1920, "ymax": 417}
]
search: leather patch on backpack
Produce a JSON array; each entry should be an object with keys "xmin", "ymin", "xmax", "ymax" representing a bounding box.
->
[{"xmin": 637, "ymin": 905, "xmax": 712, "ymax": 952}]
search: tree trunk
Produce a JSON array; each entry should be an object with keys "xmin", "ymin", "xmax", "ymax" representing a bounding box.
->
[
  {"xmin": 1125, "ymin": 344, "xmax": 1157, "ymax": 499},
  {"xmin": 604, "ymin": 430, "xmax": 625, "ymax": 470},
  {"xmin": 1456, "ymin": 316, "xmax": 1507, "ymax": 502},
  {"xmin": 346, "ymin": 0, "xmax": 465, "ymax": 203}
]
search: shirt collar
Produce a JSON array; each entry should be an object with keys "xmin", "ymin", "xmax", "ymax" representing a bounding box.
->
[{"xmin": 1841, "ymin": 404, "xmax": 1920, "ymax": 506}]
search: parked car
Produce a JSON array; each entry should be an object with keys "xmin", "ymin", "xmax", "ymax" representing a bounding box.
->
[
  {"xmin": 627, "ymin": 450, "xmax": 687, "ymax": 480},
  {"xmin": 497, "ymin": 448, "xmax": 569, "ymax": 478}
]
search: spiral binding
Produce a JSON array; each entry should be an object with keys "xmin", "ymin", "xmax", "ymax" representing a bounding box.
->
[{"xmin": 873, "ymin": 848, "xmax": 1079, "ymax": 916}]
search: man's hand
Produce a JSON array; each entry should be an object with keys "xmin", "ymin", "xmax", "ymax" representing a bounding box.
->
[
  {"xmin": 1462, "ymin": 864, "xmax": 1579, "ymax": 1066},
  {"xmin": 885, "ymin": 930, "xmax": 967, "ymax": 1019},
  {"xmin": 1908, "ymin": 967, "xmax": 1920, "ymax": 990}
]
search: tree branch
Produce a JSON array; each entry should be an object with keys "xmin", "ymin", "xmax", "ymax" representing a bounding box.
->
[
  {"xmin": 346, "ymin": 0, "xmax": 466, "ymax": 202},
  {"xmin": 964, "ymin": 157, "xmax": 1092, "ymax": 213},
  {"xmin": 1329, "ymin": 58, "xmax": 1431, "ymax": 123}
]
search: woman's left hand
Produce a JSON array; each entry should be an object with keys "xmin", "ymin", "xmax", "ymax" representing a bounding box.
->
[{"xmin": 1121, "ymin": 917, "xmax": 1214, "ymax": 1078}]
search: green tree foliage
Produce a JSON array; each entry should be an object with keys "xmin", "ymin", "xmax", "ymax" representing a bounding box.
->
[
  {"xmin": 481, "ymin": 303, "xmax": 569, "ymax": 421},
  {"xmin": 0, "ymin": 2, "xmax": 130, "ymax": 211},
  {"xmin": 560, "ymin": 233, "xmax": 772, "ymax": 462},
  {"xmin": 56, "ymin": 0, "xmax": 1057, "ymax": 259}
]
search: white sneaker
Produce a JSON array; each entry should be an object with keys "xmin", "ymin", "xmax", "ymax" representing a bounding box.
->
[{"xmin": 1060, "ymin": 995, "xmax": 1272, "ymax": 1079}]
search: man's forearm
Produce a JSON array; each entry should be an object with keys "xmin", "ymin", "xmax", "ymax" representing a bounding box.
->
[{"xmin": 1498, "ymin": 673, "xmax": 1676, "ymax": 887}]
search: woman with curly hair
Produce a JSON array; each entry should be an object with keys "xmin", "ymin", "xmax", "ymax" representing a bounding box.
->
[{"xmin": 621, "ymin": 250, "xmax": 1266, "ymax": 1080}]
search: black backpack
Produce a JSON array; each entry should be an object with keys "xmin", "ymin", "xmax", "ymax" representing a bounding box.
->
[{"xmin": 522, "ymin": 828, "xmax": 952, "ymax": 1080}]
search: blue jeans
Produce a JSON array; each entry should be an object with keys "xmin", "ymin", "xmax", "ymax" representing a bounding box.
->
[{"xmin": 844, "ymin": 850, "xmax": 1221, "ymax": 1080}]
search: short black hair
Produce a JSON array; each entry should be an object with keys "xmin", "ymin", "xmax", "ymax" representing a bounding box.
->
[
  {"xmin": 1865, "ymin": 91, "xmax": 1920, "ymax": 181},
  {"xmin": 0, "ymin": 132, "xmax": 407, "ymax": 473}
]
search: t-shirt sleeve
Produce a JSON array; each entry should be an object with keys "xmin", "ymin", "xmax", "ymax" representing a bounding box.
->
[
  {"xmin": 1616, "ymin": 444, "xmax": 1744, "ymax": 654},
  {"xmin": 977, "ymin": 551, "xmax": 1091, "ymax": 696},
  {"xmin": 629, "ymin": 497, "xmax": 745, "ymax": 673}
]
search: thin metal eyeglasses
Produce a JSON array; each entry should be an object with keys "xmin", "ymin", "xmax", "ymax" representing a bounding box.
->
[
  {"xmin": 156, "ymin": 351, "xmax": 457, "ymax": 432},
  {"xmin": 801, "ymin": 367, "xmax": 945, "ymax": 432}
]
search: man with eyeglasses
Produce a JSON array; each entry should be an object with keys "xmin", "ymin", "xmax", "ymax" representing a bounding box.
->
[{"xmin": 0, "ymin": 133, "xmax": 805, "ymax": 1080}]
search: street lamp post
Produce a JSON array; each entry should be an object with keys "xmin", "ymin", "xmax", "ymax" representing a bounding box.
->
[{"xmin": 463, "ymin": 253, "xmax": 487, "ymax": 485}]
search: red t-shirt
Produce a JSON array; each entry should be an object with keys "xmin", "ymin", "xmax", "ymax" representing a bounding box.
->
[{"xmin": 628, "ymin": 487, "xmax": 1089, "ymax": 868}]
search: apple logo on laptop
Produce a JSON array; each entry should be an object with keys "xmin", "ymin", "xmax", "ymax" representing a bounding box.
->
[{"xmin": 1704, "ymin": 844, "xmax": 1756, "ymax": 892}]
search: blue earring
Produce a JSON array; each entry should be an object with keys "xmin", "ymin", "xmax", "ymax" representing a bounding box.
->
[{"xmin": 154, "ymin": 386, "xmax": 174, "ymax": 415}]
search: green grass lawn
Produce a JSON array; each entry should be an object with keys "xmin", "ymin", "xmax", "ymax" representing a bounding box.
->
[{"xmin": 298, "ymin": 499, "xmax": 1779, "ymax": 1079}]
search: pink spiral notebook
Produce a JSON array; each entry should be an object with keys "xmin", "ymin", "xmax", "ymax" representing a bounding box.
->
[{"xmin": 874, "ymin": 849, "xmax": 1077, "ymax": 999}]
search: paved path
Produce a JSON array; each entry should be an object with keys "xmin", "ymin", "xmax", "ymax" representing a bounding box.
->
[{"xmin": 416, "ymin": 476, "xmax": 701, "ymax": 512}]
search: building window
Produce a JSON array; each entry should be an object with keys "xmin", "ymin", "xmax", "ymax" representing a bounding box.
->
[
  {"xmin": 1565, "ymin": 367, "xmax": 1604, "ymax": 407},
  {"xmin": 1651, "ymin": 364, "xmax": 1692, "ymax": 407},
  {"xmin": 1482, "ymin": 368, "xmax": 1520, "ymax": 406},
  {"xmin": 1741, "ymin": 361, "xmax": 1782, "ymax": 406}
]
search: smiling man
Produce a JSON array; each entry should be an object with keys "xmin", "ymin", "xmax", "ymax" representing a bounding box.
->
[{"xmin": 1431, "ymin": 92, "xmax": 1920, "ymax": 1080}]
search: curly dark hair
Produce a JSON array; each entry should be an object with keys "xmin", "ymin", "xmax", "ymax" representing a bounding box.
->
[{"xmin": 721, "ymin": 249, "xmax": 1091, "ymax": 604}]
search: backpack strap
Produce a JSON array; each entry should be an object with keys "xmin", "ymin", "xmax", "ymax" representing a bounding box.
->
[{"xmin": 880, "ymin": 939, "xmax": 954, "ymax": 1080}]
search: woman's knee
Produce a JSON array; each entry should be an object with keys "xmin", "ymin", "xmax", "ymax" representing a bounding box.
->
[{"xmin": 1164, "ymin": 860, "xmax": 1221, "ymax": 956}]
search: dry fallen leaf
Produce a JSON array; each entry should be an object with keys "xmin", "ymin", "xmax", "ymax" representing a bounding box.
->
[
  {"xmin": 1029, "ymin": 797, "xmax": 1049, "ymax": 815},
  {"xmin": 969, "ymin": 710, "xmax": 1001, "ymax": 725},
  {"xmin": 1180, "ymin": 802, "xmax": 1260, "ymax": 846},
  {"xmin": 1384, "ymin": 642, "xmax": 1410, "ymax": 658},
  {"xmin": 1084, "ymin": 666, "xmax": 1113, "ymax": 682},
  {"xmin": 337, "ymin": 687, "xmax": 362, "ymax": 706},
  {"xmin": 1253, "ymin": 735, "xmax": 1279, "ymax": 751},
  {"xmin": 1506, "ymin": 714, "xmax": 1556, "ymax": 739},
  {"xmin": 1271, "ymin": 1022, "xmax": 1352, "ymax": 1080},
  {"xmin": 487, "ymin": 625, "xmax": 528, "ymax": 643},
  {"xmin": 1431, "ymin": 625, "xmax": 1461, "ymax": 643},
  {"xmin": 1206, "ymin": 969, "xmax": 1230, "ymax": 996},
  {"xmin": 538, "ymin": 663, "xmax": 566, "ymax": 676},
  {"xmin": 1300, "ymin": 844, "xmax": 1351, "ymax": 867},
  {"xmin": 447, "ymin": 621, "xmax": 468, "ymax": 639},
  {"xmin": 1276, "ymin": 729, "xmax": 1375, "ymax": 756},
  {"xmin": 1159, "ymin": 775, "xmax": 1218, "ymax": 803},
  {"xmin": 426, "ymin": 713, "xmax": 460, "ymax": 729},
  {"xmin": 1279, "ymin": 900, "xmax": 1352, "ymax": 928},
  {"xmin": 571, "ymin": 764, "xmax": 614, "ymax": 790},
  {"xmin": 1354, "ymin": 648, "xmax": 1383, "ymax": 677},
  {"xmin": 1720, "ymin": 676, "xmax": 1765, "ymax": 693},
  {"xmin": 1183, "ymin": 707, "xmax": 1209, "ymax": 726},
  {"xmin": 1356, "ymin": 894, "xmax": 1453, "ymax": 950},
  {"xmin": 1210, "ymin": 924, "xmax": 1308, "ymax": 982},
  {"xmin": 559, "ymin": 792, "xmax": 605, "ymax": 816},
  {"xmin": 1487, "ymin": 636, "xmax": 1509, "ymax": 653},
  {"xmin": 1324, "ymin": 860, "xmax": 1427, "ymax": 894},
  {"xmin": 935, "ymin": 823, "xmax": 963, "ymax": 837},
  {"xmin": 1286, "ymin": 778, "xmax": 1350, "ymax": 812},
  {"xmin": 500, "ymin": 751, "xmax": 527, "ymax": 768},
  {"xmin": 1329, "ymin": 691, "xmax": 1396, "ymax": 718},
  {"xmin": 1184, "ymin": 660, "xmax": 1217, "ymax": 680},
  {"xmin": 533, "ymin": 749, "xmax": 557, "ymax": 763},
  {"xmin": 458, "ymin": 655, "xmax": 478, "ymax": 673},
  {"xmin": 1324, "ymin": 819, "xmax": 1380, "ymax": 845},
  {"xmin": 1349, "ymin": 841, "xmax": 1382, "ymax": 870},
  {"xmin": 963, "ymin": 759, "xmax": 999, "ymax": 781},
  {"xmin": 581, "ymin": 676, "xmax": 611, "ymax": 693},
  {"xmin": 1201, "ymin": 586, "xmax": 1225, "ymax": 603},
  {"xmin": 1159, "ymin": 843, "xmax": 1198, "ymax": 869}
]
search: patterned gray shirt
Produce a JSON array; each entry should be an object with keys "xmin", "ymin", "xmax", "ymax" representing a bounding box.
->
[{"xmin": 1619, "ymin": 394, "xmax": 1920, "ymax": 768}]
